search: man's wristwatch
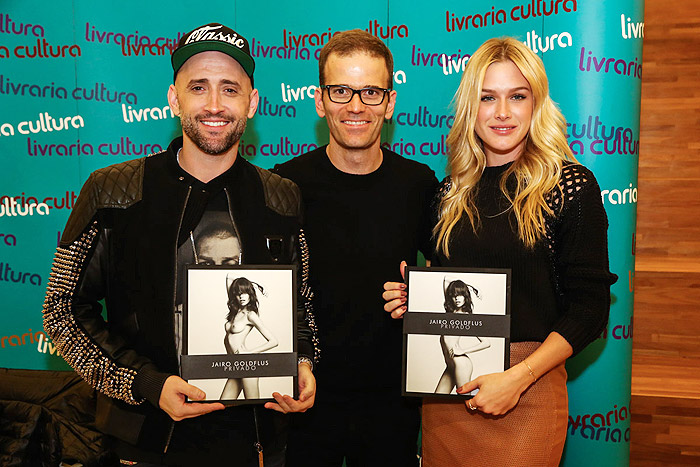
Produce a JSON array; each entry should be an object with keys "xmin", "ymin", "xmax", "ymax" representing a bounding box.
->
[{"xmin": 298, "ymin": 356, "xmax": 313, "ymax": 371}]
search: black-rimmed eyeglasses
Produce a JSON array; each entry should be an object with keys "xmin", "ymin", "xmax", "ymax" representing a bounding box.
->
[{"xmin": 321, "ymin": 85, "xmax": 390, "ymax": 105}]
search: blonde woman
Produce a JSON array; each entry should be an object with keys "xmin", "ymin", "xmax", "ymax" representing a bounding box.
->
[{"xmin": 383, "ymin": 37, "xmax": 616, "ymax": 466}]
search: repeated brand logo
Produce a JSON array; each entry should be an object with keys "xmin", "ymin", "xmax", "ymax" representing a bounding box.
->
[
  {"xmin": 282, "ymin": 20, "xmax": 408, "ymax": 49},
  {"xmin": 598, "ymin": 317, "xmax": 633, "ymax": 340},
  {"xmin": 441, "ymin": 54, "xmax": 470, "ymax": 75},
  {"xmin": 0, "ymin": 328, "xmax": 61, "ymax": 356},
  {"xmin": 628, "ymin": 269, "xmax": 634, "ymax": 292},
  {"xmin": 27, "ymin": 139, "xmax": 92, "ymax": 157},
  {"xmin": 0, "ymin": 233, "xmax": 17, "ymax": 246},
  {"xmin": 567, "ymin": 115, "xmax": 639, "ymax": 157},
  {"xmin": 1, "ymin": 327, "xmax": 47, "ymax": 351},
  {"xmin": 410, "ymin": 45, "xmax": 471, "ymax": 75},
  {"xmin": 283, "ymin": 27, "xmax": 336, "ymax": 48},
  {"xmin": 601, "ymin": 184, "xmax": 637, "ymax": 206},
  {"xmin": 388, "ymin": 106, "xmax": 454, "ymax": 130},
  {"xmin": 1, "ymin": 192, "xmax": 77, "ymax": 210},
  {"xmin": 281, "ymin": 72, "xmax": 407, "ymax": 104},
  {"xmin": 27, "ymin": 137, "xmax": 164, "ymax": 157},
  {"xmin": 238, "ymin": 140, "xmax": 258, "ymax": 158},
  {"xmin": 238, "ymin": 138, "xmax": 318, "ymax": 158},
  {"xmin": 0, "ymin": 112, "xmax": 84, "ymax": 137},
  {"xmin": 414, "ymin": 31, "xmax": 571, "ymax": 77},
  {"xmin": 281, "ymin": 83, "xmax": 316, "ymax": 103},
  {"xmin": 35, "ymin": 333, "xmax": 60, "ymax": 356},
  {"xmin": 0, "ymin": 262, "xmax": 42, "ymax": 286},
  {"xmin": 509, "ymin": 0, "xmax": 578, "ymax": 21},
  {"xmin": 393, "ymin": 70, "xmax": 407, "ymax": 84},
  {"xmin": 446, "ymin": 5, "xmax": 506, "ymax": 31},
  {"xmin": 365, "ymin": 20, "xmax": 409, "ymax": 40},
  {"xmin": 0, "ymin": 40, "xmax": 81, "ymax": 59},
  {"xmin": 251, "ymin": 38, "xmax": 316, "ymax": 61},
  {"xmin": 0, "ymin": 198, "xmax": 49, "ymax": 217},
  {"xmin": 620, "ymin": 14, "xmax": 644, "ymax": 39},
  {"xmin": 0, "ymin": 75, "xmax": 138, "ymax": 104},
  {"xmin": 381, "ymin": 135, "xmax": 449, "ymax": 157},
  {"xmin": 120, "ymin": 42, "xmax": 171, "ymax": 57},
  {"xmin": 84, "ymin": 22, "xmax": 183, "ymax": 56},
  {"xmin": 630, "ymin": 234, "xmax": 636, "ymax": 292},
  {"xmin": 258, "ymin": 96, "xmax": 296, "ymax": 118},
  {"xmin": 85, "ymin": 22, "xmax": 183, "ymax": 47},
  {"xmin": 613, "ymin": 318, "xmax": 633, "ymax": 340},
  {"xmin": 568, "ymin": 402, "xmax": 631, "ymax": 443},
  {"xmin": 446, "ymin": 0, "xmax": 577, "ymax": 32},
  {"xmin": 0, "ymin": 13, "xmax": 44, "ymax": 37},
  {"xmin": 523, "ymin": 30, "xmax": 572, "ymax": 55},
  {"xmin": 578, "ymin": 47, "xmax": 642, "ymax": 79},
  {"xmin": 121, "ymin": 104, "xmax": 174, "ymax": 123}
]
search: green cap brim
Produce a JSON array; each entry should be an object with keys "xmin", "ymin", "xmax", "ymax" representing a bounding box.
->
[{"xmin": 171, "ymin": 41, "xmax": 255, "ymax": 78}]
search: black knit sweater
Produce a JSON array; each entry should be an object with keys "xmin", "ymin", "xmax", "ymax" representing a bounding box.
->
[{"xmin": 434, "ymin": 162, "xmax": 617, "ymax": 355}]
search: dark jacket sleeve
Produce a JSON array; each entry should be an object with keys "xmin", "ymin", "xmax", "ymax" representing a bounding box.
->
[
  {"xmin": 550, "ymin": 166, "xmax": 618, "ymax": 355},
  {"xmin": 294, "ymin": 228, "xmax": 320, "ymax": 364},
  {"xmin": 254, "ymin": 165, "xmax": 319, "ymax": 365},
  {"xmin": 42, "ymin": 172, "xmax": 169, "ymax": 407}
]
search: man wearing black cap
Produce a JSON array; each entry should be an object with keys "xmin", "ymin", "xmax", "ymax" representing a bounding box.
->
[{"xmin": 42, "ymin": 23, "xmax": 317, "ymax": 466}]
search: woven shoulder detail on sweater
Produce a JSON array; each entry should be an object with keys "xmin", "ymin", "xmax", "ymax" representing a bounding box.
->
[
  {"xmin": 430, "ymin": 176, "xmax": 452, "ymax": 222},
  {"xmin": 544, "ymin": 164, "xmax": 592, "ymax": 256},
  {"xmin": 438, "ymin": 176, "xmax": 452, "ymax": 197},
  {"xmin": 434, "ymin": 176, "xmax": 452, "ymax": 203},
  {"xmin": 547, "ymin": 163, "xmax": 590, "ymax": 215}
]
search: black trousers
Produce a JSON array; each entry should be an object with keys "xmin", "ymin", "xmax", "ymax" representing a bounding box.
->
[
  {"xmin": 286, "ymin": 391, "xmax": 421, "ymax": 467},
  {"xmin": 110, "ymin": 406, "xmax": 286, "ymax": 466}
]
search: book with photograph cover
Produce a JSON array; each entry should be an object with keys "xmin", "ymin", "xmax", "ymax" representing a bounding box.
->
[
  {"xmin": 402, "ymin": 267, "xmax": 511, "ymax": 398},
  {"xmin": 182, "ymin": 265, "xmax": 298, "ymax": 404}
]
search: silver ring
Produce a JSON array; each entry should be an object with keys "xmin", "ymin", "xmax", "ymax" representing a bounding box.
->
[{"xmin": 467, "ymin": 400, "xmax": 476, "ymax": 411}]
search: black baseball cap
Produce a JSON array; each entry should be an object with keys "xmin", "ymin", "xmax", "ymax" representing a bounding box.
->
[{"xmin": 172, "ymin": 23, "xmax": 255, "ymax": 84}]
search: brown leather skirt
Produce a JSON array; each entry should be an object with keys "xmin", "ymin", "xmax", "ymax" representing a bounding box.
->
[{"xmin": 422, "ymin": 342, "xmax": 568, "ymax": 467}]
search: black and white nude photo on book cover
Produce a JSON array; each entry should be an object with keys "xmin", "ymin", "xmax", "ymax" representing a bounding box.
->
[
  {"xmin": 402, "ymin": 267, "xmax": 511, "ymax": 398},
  {"xmin": 182, "ymin": 265, "xmax": 298, "ymax": 405}
]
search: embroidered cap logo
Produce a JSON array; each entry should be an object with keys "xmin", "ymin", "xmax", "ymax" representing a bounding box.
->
[
  {"xmin": 171, "ymin": 23, "xmax": 255, "ymax": 85},
  {"xmin": 185, "ymin": 25, "xmax": 245, "ymax": 49}
]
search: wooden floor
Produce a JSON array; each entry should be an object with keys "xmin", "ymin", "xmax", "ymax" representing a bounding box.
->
[{"xmin": 630, "ymin": 1, "xmax": 700, "ymax": 465}]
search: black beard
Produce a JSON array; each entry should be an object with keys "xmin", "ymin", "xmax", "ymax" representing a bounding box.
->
[{"xmin": 180, "ymin": 113, "xmax": 247, "ymax": 155}]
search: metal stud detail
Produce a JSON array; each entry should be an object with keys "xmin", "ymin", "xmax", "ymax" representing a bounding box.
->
[
  {"xmin": 298, "ymin": 229, "xmax": 320, "ymax": 363},
  {"xmin": 42, "ymin": 222, "xmax": 143, "ymax": 405}
]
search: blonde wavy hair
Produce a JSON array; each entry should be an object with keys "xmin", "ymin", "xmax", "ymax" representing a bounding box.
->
[{"xmin": 435, "ymin": 37, "xmax": 576, "ymax": 256}]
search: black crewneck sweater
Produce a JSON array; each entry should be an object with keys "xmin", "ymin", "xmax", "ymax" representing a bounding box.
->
[{"xmin": 275, "ymin": 145, "xmax": 438, "ymax": 394}]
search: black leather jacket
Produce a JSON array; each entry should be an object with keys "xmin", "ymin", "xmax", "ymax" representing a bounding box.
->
[{"xmin": 42, "ymin": 138, "xmax": 318, "ymax": 456}]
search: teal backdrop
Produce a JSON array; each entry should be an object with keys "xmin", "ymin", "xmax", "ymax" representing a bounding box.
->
[{"xmin": 0, "ymin": 1, "xmax": 643, "ymax": 464}]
